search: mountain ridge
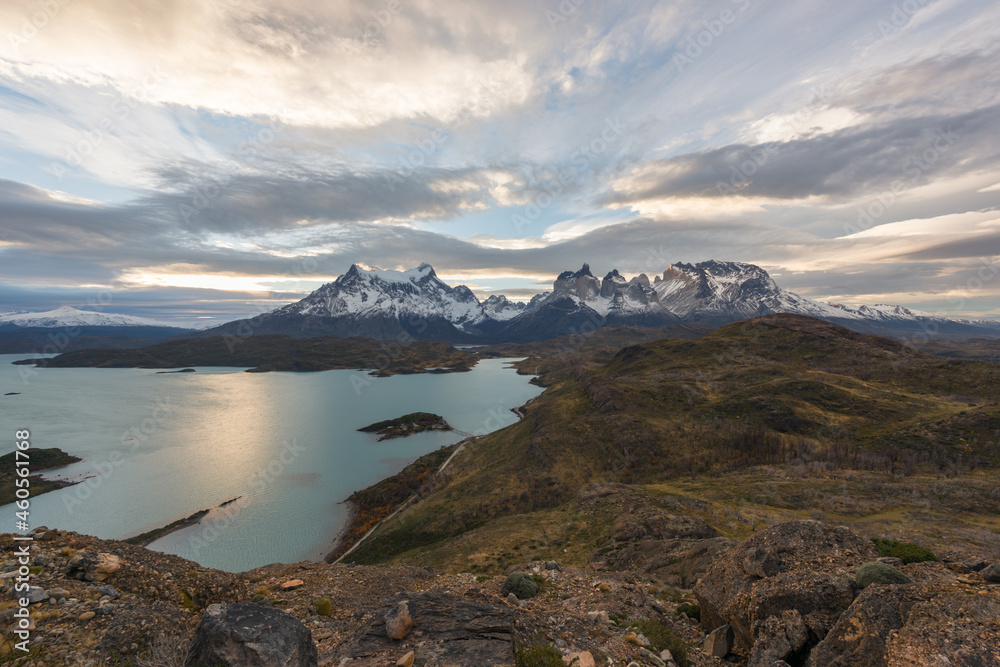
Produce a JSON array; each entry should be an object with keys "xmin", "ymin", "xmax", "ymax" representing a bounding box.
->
[{"xmin": 194, "ymin": 260, "xmax": 1000, "ymax": 343}]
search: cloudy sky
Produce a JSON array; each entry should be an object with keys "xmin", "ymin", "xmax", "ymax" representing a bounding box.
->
[{"xmin": 1, "ymin": 0, "xmax": 999, "ymax": 326}]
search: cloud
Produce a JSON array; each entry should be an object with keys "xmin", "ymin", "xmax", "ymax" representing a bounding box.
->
[{"xmin": 2, "ymin": 0, "xmax": 1000, "ymax": 321}]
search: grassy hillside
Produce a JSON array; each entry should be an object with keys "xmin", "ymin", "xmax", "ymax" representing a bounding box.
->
[{"xmin": 345, "ymin": 314, "xmax": 1000, "ymax": 570}]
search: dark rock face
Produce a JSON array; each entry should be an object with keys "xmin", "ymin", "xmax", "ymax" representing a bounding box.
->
[
  {"xmin": 694, "ymin": 521, "xmax": 877, "ymax": 664},
  {"xmin": 343, "ymin": 591, "xmax": 514, "ymax": 667},
  {"xmin": 185, "ymin": 603, "xmax": 318, "ymax": 667}
]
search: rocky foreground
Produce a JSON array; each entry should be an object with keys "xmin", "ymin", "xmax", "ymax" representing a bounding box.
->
[{"xmin": 2, "ymin": 520, "xmax": 999, "ymax": 666}]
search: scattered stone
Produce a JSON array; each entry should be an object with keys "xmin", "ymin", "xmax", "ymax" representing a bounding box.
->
[
  {"xmin": 981, "ymin": 564, "xmax": 1000, "ymax": 583},
  {"xmin": 639, "ymin": 647, "xmax": 665, "ymax": 667},
  {"xmin": 66, "ymin": 552, "xmax": 122, "ymax": 582},
  {"xmin": 185, "ymin": 602, "xmax": 318, "ymax": 667},
  {"xmin": 395, "ymin": 650, "xmax": 414, "ymax": 667},
  {"xmin": 9, "ymin": 617, "xmax": 35, "ymax": 632},
  {"xmin": 586, "ymin": 610, "xmax": 610, "ymax": 625},
  {"xmin": 507, "ymin": 592, "xmax": 518, "ymax": 605},
  {"xmin": 545, "ymin": 561, "xmax": 562, "ymax": 571},
  {"xmin": 704, "ymin": 624, "xmax": 734, "ymax": 658},
  {"xmin": 79, "ymin": 611, "xmax": 96, "ymax": 621},
  {"xmin": 281, "ymin": 579, "xmax": 305, "ymax": 590},
  {"xmin": 384, "ymin": 601, "xmax": 413, "ymax": 640},
  {"xmin": 95, "ymin": 585, "xmax": 120, "ymax": 599}
]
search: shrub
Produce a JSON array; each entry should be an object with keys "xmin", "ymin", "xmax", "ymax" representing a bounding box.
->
[
  {"xmin": 628, "ymin": 618, "xmax": 689, "ymax": 666},
  {"xmin": 675, "ymin": 603, "xmax": 700, "ymax": 622},
  {"xmin": 871, "ymin": 538, "xmax": 938, "ymax": 564},
  {"xmin": 314, "ymin": 598, "xmax": 332, "ymax": 616},
  {"xmin": 515, "ymin": 644, "xmax": 569, "ymax": 667},
  {"xmin": 501, "ymin": 572, "xmax": 539, "ymax": 600},
  {"xmin": 856, "ymin": 561, "xmax": 912, "ymax": 588}
]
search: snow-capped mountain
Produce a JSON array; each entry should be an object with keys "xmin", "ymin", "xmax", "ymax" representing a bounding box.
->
[
  {"xmin": 200, "ymin": 263, "xmax": 514, "ymax": 342},
  {"xmin": 481, "ymin": 295, "xmax": 527, "ymax": 321},
  {"xmin": 197, "ymin": 260, "xmax": 1000, "ymax": 344},
  {"xmin": 492, "ymin": 264, "xmax": 679, "ymax": 342},
  {"xmin": 275, "ymin": 263, "xmax": 485, "ymax": 331},
  {"xmin": 0, "ymin": 306, "xmax": 183, "ymax": 329}
]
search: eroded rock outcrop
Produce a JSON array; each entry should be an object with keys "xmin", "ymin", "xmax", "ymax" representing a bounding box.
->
[
  {"xmin": 694, "ymin": 521, "xmax": 878, "ymax": 664},
  {"xmin": 806, "ymin": 584, "xmax": 1000, "ymax": 667}
]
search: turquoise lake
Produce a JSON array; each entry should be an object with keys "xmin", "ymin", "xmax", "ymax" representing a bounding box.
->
[{"xmin": 0, "ymin": 355, "xmax": 542, "ymax": 571}]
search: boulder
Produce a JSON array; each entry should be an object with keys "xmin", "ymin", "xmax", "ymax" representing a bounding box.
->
[
  {"xmin": 694, "ymin": 521, "xmax": 877, "ymax": 662},
  {"xmin": 24, "ymin": 586, "xmax": 49, "ymax": 604},
  {"xmin": 185, "ymin": 602, "xmax": 318, "ymax": 667},
  {"xmin": 66, "ymin": 552, "xmax": 122, "ymax": 582},
  {"xmin": 384, "ymin": 601, "xmax": 413, "ymax": 640},
  {"xmin": 981, "ymin": 563, "xmax": 1000, "ymax": 583}
]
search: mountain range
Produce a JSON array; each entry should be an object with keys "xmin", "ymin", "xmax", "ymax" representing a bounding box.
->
[{"xmin": 197, "ymin": 260, "xmax": 1000, "ymax": 343}]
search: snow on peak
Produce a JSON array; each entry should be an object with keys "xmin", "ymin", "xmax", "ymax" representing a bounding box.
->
[{"xmin": 0, "ymin": 306, "xmax": 180, "ymax": 328}]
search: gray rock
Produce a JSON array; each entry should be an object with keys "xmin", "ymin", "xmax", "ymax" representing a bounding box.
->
[
  {"xmin": 384, "ymin": 601, "xmax": 413, "ymax": 640},
  {"xmin": 876, "ymin": 556, "xmax": 904, "ymax": 568},
  {"xmin": 639, "ymin": 647, "xmax": 666, "ymax": 667},
  {"xmin": 586, "ymin": 610, "xmax": 610, "ymax": 625},
  {"xmin": 695, "ymin": 521, "xmax": 876, "ymax": 652},
  {"xmin": 185, "ymin": 602, "xmax": 318, "ymax": 667},
  {"xmin": 981, "ymin": 564, "xmax": 1000, "ymax": 583},
  {"xmin": 24, "ymin": 586, "xmax": 48, "ymax": 604},
  {"xmin": 704, "ymin": 624, "xmax": 734, "ymax": 658},
  {"xmin": 506, "ymin": 593, "xmax": 518, "ymax": 605},
  {"xmin": 544, "ymin": 561, "xmax": 562, "ymax": 571},
  {"xmin": 749, "ymin": 609, "xmax": 809, "ymax": 667},
  {"xmin": 95, "ymin": 585, "xmax": 120, "ymax": 599}
]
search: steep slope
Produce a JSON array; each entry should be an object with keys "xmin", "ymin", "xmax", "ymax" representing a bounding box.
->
[{"xmin": 346, "ymin": 314, "xmax": 1000, "ymax": 570}]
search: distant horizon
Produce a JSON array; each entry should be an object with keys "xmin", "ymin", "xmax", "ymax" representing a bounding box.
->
[{"xmin": 3, "ymin": 259, "xmax": 1000, "ymax": 329}]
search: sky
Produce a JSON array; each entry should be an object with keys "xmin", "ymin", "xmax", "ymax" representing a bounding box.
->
[{"xmin": 1, "ymin": 0, "xmax": 1000, "ymax": 327}]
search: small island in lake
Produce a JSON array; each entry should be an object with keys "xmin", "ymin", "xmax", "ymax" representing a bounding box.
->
[
  {"xmin": 358, "ymin": 412, "xmax": 452, "ymax": 441},
  {"xmin": 0, "ymin": 447, "xmax": 82, "ymax": 504}
]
